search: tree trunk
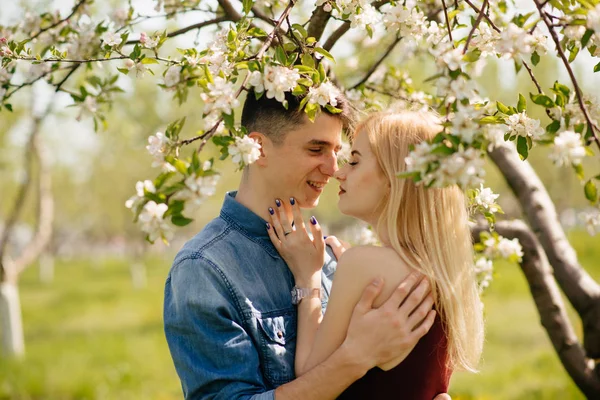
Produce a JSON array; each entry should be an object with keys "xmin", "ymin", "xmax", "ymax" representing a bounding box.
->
[
  {"xmin": 489, "ymin": 142, "xmax": 600, "ymax": 357},
  {"xmin": 39, "ymin": 251, "xmax": 54, "ymax": 284},
  {"xmin": 0, "ymin": 280, "xmax": 25, "ymax": 358},
  {"xmin": 473, "ymin": 221, "xmax": 600, "ymax": 397}
]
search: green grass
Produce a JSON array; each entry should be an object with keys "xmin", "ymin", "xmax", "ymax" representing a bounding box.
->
[{"xmin": 1, "ymin": 230, "xmax": 598, "ymax": 399}]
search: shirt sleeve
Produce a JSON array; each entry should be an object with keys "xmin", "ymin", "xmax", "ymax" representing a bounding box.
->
[{"xmin": 164, "ymin": 256, "xmax": 275, "ymax": 400}]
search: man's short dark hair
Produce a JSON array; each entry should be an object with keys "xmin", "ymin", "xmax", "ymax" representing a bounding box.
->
[{"xmin": 241, "ymin": 89, "xmax": 356, "ymax": 145}]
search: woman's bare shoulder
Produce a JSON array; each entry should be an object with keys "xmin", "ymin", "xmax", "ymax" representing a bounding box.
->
[{"xmin": 336, "ymin": 246, "xmax": 412, "ymax": 292}]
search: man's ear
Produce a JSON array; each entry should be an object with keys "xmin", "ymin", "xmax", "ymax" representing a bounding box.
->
[{"xmin": 249, "ymin": 131, "xmax": 270, "ymax": 167}]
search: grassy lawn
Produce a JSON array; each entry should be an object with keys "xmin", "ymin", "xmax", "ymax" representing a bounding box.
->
[{"xmin": 1, "ymin": 230, "xmax": 598, "ymax": 399}]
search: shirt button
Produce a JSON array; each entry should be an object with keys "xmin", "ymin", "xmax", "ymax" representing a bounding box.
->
[{"xmin": 277, "ymin": 331, "xmax": 283, "ymax": 339}]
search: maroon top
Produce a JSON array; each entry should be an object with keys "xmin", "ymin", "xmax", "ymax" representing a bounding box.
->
[{"xmin": 337, "ymin": 315, "xmax": 451, "ymax": 399}]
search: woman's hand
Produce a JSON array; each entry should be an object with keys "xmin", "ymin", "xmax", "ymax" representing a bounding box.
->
[
  {"xmin": 324, "ymin": 236, "xmax": 351, "ymax": 260},
  {"xmin": 266, "ymin": 197, "xmax": 325, "ymax": 286}
]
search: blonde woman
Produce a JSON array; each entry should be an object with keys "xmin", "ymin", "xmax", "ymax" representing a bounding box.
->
[{"xmin": 266, "ymin": 110, "xmax": 484, "ymax": 398}]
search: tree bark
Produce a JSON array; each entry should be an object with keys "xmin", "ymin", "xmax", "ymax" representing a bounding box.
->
[
  {"xmin": 489, "ymin": 142, "xmax": 600, "ymax": 359},
  {"xmin": 473, "ymin": 220, "xmax": 600, "ymax": 397},
  {"xmin": 0, "ymin": 281, "xmax": 25, "ymax": 357}
]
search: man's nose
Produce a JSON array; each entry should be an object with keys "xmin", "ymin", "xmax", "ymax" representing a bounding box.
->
[
  {"xmin": 320, "ymin": 152, "xmax": 338, "ymax": 177},
  {"xmin": 334, "ymin": 165, "xmax": 345, "ymax": 181}
]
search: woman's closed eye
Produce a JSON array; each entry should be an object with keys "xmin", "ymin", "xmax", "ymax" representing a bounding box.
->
[{"xmin": 348, "ymin": 161, "xmax": 358, "ymax": 166}]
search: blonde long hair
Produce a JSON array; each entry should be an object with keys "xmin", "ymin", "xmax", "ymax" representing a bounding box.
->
[{"xmin": 357, "ymin": 110, "xmax": 484, "ymax": 372}]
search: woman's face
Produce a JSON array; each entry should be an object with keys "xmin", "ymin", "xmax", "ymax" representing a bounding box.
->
[{"xmin": 334, "ymin": 131, "xmax": 390, "ymax": 225}]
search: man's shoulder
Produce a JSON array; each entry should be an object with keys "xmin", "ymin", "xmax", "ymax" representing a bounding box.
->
[{"xmin": 172, "ymin": 216, "xmax": 232, "ymax": 266}]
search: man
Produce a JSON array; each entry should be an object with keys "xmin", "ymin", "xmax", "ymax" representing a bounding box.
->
[{"xmin": 164, "ymin": 92, "xmax": 441, "ymax": 399}]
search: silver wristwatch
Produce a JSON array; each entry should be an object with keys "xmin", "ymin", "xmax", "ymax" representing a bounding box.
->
[{"xmin": 291, "ymin": 286, "xmax": 322, "ymax": 305}]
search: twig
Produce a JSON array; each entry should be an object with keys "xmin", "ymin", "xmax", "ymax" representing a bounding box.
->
[
  {"xmin": 464, "ymin": 0, "xmax": 488, "ymax": 54},
  {"xmin": 351, "ymin": 37, "xmax": 401, "ymax": 89},
  {"xmin": 126, "ymin": 16, "xmax": 229, "ymax": 45},
  {"xmin": 464, "ymin": 0, "xmax": 500, "ymax": 33},
  {"xmin": 533, "ymin": 0, "xmax": 600, "ymax": 149},
  {"xmin": 440, "ymin": 0, "xmax": 454, "ymax": 44},
  {"xmin": 29, "ymin": 0, "xmax": 87, "ymax": 40},
  {"xmin": 55, "ymin": 64, "xmax": 80, "ymax": 92}
]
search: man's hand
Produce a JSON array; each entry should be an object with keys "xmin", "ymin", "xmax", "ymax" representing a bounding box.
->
[
  {"xmin": 340, "ymin": 272, "xmax": 436, "ymax": 372},
  {"xmin": 324, "ymin": 236, "xmax": 351, "ymax": 260}
]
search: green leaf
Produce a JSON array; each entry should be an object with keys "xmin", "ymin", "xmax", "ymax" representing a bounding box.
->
[
  {"xmin": 530, "ymin": 93, "xmax": 555, "ymax": 108},
  {"xmin": 301, "ymin": 53, "xmax": 315, "ymax": 69},
  {"xmin": 517, "ymin": 93, "xmax": 527, "ymax": 113},
  {"xmin": 479, "ymin": 115, "xmax": 505, "ymax": 124},
  {"xmin": 325, "ymin": 104, "xmax": 342, "ymax": 114},
  {"xmin": 553, "ymin": 81, "xmax": 570, "ymax": 98},
  {"xmin": 581, "ymin": 29, "xmax": 594, "ymax": 48},
  {"xmin": 292, "ymin": 24, "xmax": 307, "ymax": 38},
  {"xmin": 531, "ymin": 51, "xmax": 540, "ymax": 66},
  {"xmin": 568, "ymin": 45, "xmax": 580, "ymax": 63},
  {"xmin": 594, "ymin": 61, "xmax": 600, "ymax": 73},
  {"xmin": 584, "ymin": 180, "xmax": 598, "ymax": 203},
  {"xmin": 546, "ymin": 120, "xmax": 561, "ymax": 134},
  {"xmin": 517, "ymin": 136, "xmax": 529, "ymax": 160},
  {"xmin": 247, "ymin": 27, "xmax": 267, "ymax": 38},
  {"xmin": 141, "ymin": 57, "xmax": 159, "ymax": 64},
  {"xmin": 314, "ymin": 47, "xmax": 335, "ymax": 63},
  {"xmin": 4, "ymin": 103, "xmax": 13, "ymax": 112},
  {"xmin": 275, "ymin": 46, "xmax": 287, "ymax": 65},
  {"xmin": 574, "ymin": 163, "xmax": 585, "ymax": 181},
  {"xmin": 242, "ymin": 0, "xmax": 254, "ymax": 14},
  {"xmin": 172, "ymin": 214, "xmax": 194, "ymax": 227},
  {"xmin": 497, "ymin": 101, "xmax": 510, "ymax": 114}
]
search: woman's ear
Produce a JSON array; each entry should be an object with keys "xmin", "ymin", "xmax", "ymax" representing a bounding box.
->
[{"xmin": 249, "ymin": 131, "xmax": 269, "ymax": 166}]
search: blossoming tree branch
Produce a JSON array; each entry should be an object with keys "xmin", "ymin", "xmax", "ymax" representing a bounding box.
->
[{"xmin": 1, "ymin": 0, "xmax": 600, "ymax": 394}]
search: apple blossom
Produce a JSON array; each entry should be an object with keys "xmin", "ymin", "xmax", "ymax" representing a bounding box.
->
[
  {"xmin": 100, "ymin": 31, "xmax": 122, "ymax": 47},
  {"xmin": 549, "ymin": 131, "xmax": 586, "ymax": 167},
  {"xmin": 138, "ymin": 201, "xmax": 173, "ymax": 242},
  {"xmin": 506, "ymin": 112, "xmax": 545, "ymax": 139},
  {"xmin": 228, "ymin": 136, "xmax": 262, "ymax": 167},
  {"xmin": 474, "ymin": 184, "xmax": 500, "ymax": 212},
  {"xmin": 308, "ymin": 81, "xmax": 340, "ymax": 107}
]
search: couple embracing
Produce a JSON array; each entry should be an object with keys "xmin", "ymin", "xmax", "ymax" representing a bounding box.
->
[{"xmin": 163, "ymin": 89, "xmax": 484, "ymax": 399}]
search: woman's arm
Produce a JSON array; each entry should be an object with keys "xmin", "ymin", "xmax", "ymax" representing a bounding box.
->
[{"xmin": 298, "ymin": 245, "xmax": 414, "ymax": 375}]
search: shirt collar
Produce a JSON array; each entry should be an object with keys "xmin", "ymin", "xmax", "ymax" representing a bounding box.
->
[{"xmin": 219, "ymin": 191, "xmax": 281, "ymax": 258}]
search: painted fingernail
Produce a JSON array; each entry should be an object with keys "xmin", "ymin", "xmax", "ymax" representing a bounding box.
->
[
  {"xmin": 269, "ymin": 207, "xmax": 274, "ymax": 215},
  {"xmin": 290, "ymin": 197, "xmax": 295, "ymax": 205},
  {"xmin": 266, "ymin": 222, "xmax": 271, "ymax": 229},
  {"xmin": 323, "ymin": 235, "xmax": 328, "ymax": 239},
  {"xmin": 275, "ymin": 199, "xmax": 281, "ymax": 207},
  {"xmin": 310, "ymin": 216, "xmax": 317, "ymax": 225}
]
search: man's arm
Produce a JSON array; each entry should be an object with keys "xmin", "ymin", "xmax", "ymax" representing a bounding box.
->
[
  {"xmin": 165, "ymin": 256, "xmax": 274, "ymax": 400},
  {"xmin": 275, "ymin": 273, "xmax": 436, "ymax": 398}
]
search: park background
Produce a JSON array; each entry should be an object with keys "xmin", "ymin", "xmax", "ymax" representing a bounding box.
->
[{"xmin": 1, "ymin": 0, "xmax": 599, "ymax": 399}]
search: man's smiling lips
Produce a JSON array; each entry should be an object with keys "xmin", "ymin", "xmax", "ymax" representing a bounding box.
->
[{"xmin": 307, "ymin": 180, "xmax": 327, "ymax": 192}]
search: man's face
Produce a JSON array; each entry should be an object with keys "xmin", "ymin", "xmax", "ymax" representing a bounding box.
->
[{"xmin": 262, "ymin": 113, "xmax": 343, "ymax": 208}]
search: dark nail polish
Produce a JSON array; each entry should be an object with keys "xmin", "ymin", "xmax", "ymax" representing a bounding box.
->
[
  {"xmin": 310, "ymin": 216, "xmax": 317, "ymax": 225},
  {"xmin": 323, "ymin": 235, "xmax": 328, "ymax": 239},
  {"xmin": 266, "ymin": 222, "xmax": 271, "ymax": 229},
  {"xmin": 290, "ymin": 197, "xmax": 295, "ymax": 205},
  {"xmin": 269, "ymin": 207, "xmax": 274, "ymax": 215},
  {"xmin": 275, "ymin": 199, "xmax": 281, "ymax": 207}
]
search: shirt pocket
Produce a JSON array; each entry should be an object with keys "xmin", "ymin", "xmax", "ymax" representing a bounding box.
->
[{"xmin": 256, "ymin": 311, "xmax": 297, "ymax": 386}]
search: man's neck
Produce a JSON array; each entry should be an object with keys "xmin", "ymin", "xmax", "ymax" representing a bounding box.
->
[{"xmin": 236, "ymin": 174, "xmax": 293, "ymax": 223}]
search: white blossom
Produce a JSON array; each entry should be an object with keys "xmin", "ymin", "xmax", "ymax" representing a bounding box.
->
[
  {"xmin": 587, "ymin": 5, "xmax": 600, "ymax": 34},
  {"xmin": 308, "ymin": 81, "xmax": 340, "ymax": 107},
  {"xmin": 124, "ymin": 59, "xmax": 135, "ymax": 70},
  {"xmin": 579, "ymin": 208, "xmax": 600, "ymax": 236},
  {"xmin": 146, "ymin": 132, "xmax": 174, "ymax": 171},
  {"xmin": 506, "ymin": 112, "xmax": 544, "ymax": 139},
  {"xmin": 101, "ymin": 31, "xmax": 123, "ymax": 47},
  {"xmin": 164, "ymin": 65, "xmax": 182, "ymax": 87},
  {"xmin": 140, "ymin": 32, "xmax": 158, "ymax": 49},
  {"xmin": 138, "ymin": 201, "xmax": 173, "ymax": 243},
  {"xmin": 249, "ymin": 65, "xmax": 301, "ymax": 103},
  {"xmin": 200, "ymin": 77, "xmax": 240, "ymax": 115},
  {"xmin": 563, "ymin": 25, "xmax": 586, "ymax": 41},
  {"xmin": 112, "ymin": 8, "xmax": 129, "ymax": 26},
  {"xmin": 451, "ymin": 103, "xmax": 482, "ymax": 143},
  {"xmin": 350, "ymin": 5, "xmax": 381, "ymax": 30},
  {"xmin": 497, "ymin": 237, "xmax": 524, "ymax": 260},
  {"xmin": 382, "ymin": 5, "xmax": 427, "ymax": 41},
  {"xmin": 228, "ymin": 136, "xmax": 262, "ymax": 166},
  {"xmin": 484, "ymin": 125, "xmax": 507, "ymax": 151},
  {"xmin": 549, "ymin": 130, "xmax": 586, "ymax": 167},
  {"xmin": 470, "ymin": 23, "xmax": 497, "ymax": 57},
  {"xmin": 125, "ymin": 180, "xmax": 156, "ymax": 209},
  {"xmin": 434, "ymin": 147, "xmax": 486, "ymax": 188},
  {"xmin": 496, "ymin": 23, "xmax": 535, "ymax": 59},
  {"xmin": 474, "ymin": 184, "xmax": 500, "ymax": 212},
  {"xmin": 474, "ymin": 257, "xmax": 493, "ymax": 291}
]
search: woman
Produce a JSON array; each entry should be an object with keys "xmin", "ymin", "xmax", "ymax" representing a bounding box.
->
[{"xmin": 266, "ymin": 110, "xmax": 484, "ymax": 398}]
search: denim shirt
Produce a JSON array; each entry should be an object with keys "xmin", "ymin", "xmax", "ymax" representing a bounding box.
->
[{"xmin": 164, "ymin": 191, "xmax": 337, "ymax": 399}]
